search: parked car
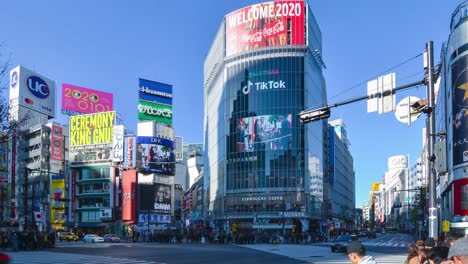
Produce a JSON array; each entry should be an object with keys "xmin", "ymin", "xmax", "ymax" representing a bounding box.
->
[
  {"xmin": 367, "ymin": 231, "xmax": 377, "ymax": 239},
  {"xmin": 103, "ymin": 234, "xmax": 121, "ymax": 243},
  {"xmin": 59, "ymin": 232, "xmax": 80, "ymax": 241},
  {"xmin": 330, "ymin": 235, "xmax": 359, "ymax": 253},
  {"xmin": 83, "ymin": 234, "xmax": 104, "ymax": 243}
]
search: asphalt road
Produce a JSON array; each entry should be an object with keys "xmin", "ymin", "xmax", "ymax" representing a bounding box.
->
[{"xmin": 51, "ymin": 243, "xmax": 308, "ymax": 264}]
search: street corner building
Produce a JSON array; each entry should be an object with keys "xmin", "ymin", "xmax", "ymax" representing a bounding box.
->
[{"xmin": 203, "ymin": 0, "xmax": 329, "ymax": 234}]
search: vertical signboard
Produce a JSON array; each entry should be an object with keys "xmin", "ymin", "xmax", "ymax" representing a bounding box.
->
[
  {"xmin": 452, "ymin": 54, "xmax": 468, "ymax": 166},
  {"xmin": 61, "ymin": 83, "xmax": 113, "ymax": 115},
  {"xmin": 225, "ymin": 0, "xmax": 305, "ymax": 57},
  {"xmin": 51, "ymin": 125, "xmax": 63, "ymax": 161},
  {"xmin": 9, "ymin": 66, "xmax": 56, "ymax": 118},
  {"xmin": 175, "ymin": 136, "xmax": 183, "ymax": 162},
  {"xmin": 71, "ymin": 171, "xmax": 76, "ymax": 213},
  {"xmin": 122, "ymin": 170, "xmax": 137, "ymax": 221},
  {"xmin": 124, "ymin": 136, "xmax": 135, "ymax": 169},
  {"xmin": 50, "ymin": 174, "xmax": 66, "ymax": 230},
  {"xmin": 113, "ymin": 125, "xmax": 124, "ymax": 162}
]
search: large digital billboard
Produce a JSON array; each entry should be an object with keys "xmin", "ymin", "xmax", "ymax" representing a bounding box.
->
[
  {"xmin": 452, "ymin": 54, "xmax": 468, "ymax": 167},
  {"xmin": 154, "ymin": 183, "xmax": 172, "ymax": 213},
  {"xmin": 61, "ymin": 83, "xmax": 113, "ymax": 115},
  {"xmin": 137, "ymin": 100, "xmax": 172, "ymax": 125},
  {"xmin": 235, "ymin": 113, "xmax": 292, "ymax": 152},
  {"xmin": 138, "ymin": 78, "xmax": 173, "ymax": 106},
  {"xmin": 69, "ymin": 111, "xmax": 116, "ymax": 147},
  {"xmin": 9, "ymin": 65, "xmax": 56, "ymax": 118},
  {"xmin": 136, "ymin": 136, "xmax": 175, "ymax": 175},
  {"xmin": 225, "ymin": 0, "xmax": 305, "ymax": 57}
]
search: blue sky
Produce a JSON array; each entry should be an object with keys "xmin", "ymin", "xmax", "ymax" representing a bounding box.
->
[{"xmin": 0, "ymin": 0, "xmax": 462, "ymax": 207}]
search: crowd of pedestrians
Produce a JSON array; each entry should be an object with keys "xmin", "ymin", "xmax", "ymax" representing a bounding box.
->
[
  {"xmin": 0, "ymin": 231, "xmax": 55, "ymax": 251},
  {"xmin": 402, "ymin": 236, "xmax": 468, "ymax": 264}
]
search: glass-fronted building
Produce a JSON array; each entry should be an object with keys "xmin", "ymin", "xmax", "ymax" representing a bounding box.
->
[
  {"xmin": 204, "ymin": 0, "xmax": 327, "ymax": 232},
  {"xmin": 437, "ymin": 1, "xmax": 468, "ymax": 236}
]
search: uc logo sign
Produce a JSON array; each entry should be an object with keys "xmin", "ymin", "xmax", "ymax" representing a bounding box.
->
[{"xmin": 27, "ymin": 76, "xmax": 49, "ymax": 99}]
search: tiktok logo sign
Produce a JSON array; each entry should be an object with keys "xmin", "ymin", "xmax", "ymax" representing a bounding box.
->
[
  {"xmin": 242, "ymin": 79, "xmax": 286, "ymax": 95},
  {"xmin": 27, "ymin": 76, "xmax": 49, "ymax": 99}
]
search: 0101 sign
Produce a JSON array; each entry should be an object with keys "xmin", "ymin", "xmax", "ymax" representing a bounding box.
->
[{"xmin": 62, "ymin": 83, "xmax": 113, "ymax": 115}]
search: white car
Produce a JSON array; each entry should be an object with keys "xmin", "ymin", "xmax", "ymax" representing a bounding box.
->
[{"xmin": 83, "ymin": 234, "xmax": 104, "ymax": 243}]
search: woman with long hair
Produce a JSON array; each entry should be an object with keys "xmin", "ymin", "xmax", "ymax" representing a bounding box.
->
[{"xmin": 406, "ymin": 244, "xmax": 420, "ymax": 264}]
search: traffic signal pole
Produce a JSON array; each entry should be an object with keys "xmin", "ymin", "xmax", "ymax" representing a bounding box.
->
[{"xmin": 425, "ymin": 41, "xmax": 438, "ymax": 240}]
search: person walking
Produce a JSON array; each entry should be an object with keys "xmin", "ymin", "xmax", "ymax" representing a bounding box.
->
[
  {"xmin": 347, "ymin": 241, "xmax": 377, "ymax": 264},
  {"xmin": 441, "ymin": 238, "xmax": 468, "ymax": 264},
  {"xmin": 406, "ymin": 244, "xmax": 420, "ymax": 264}
]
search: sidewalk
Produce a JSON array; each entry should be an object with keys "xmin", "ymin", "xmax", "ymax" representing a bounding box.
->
[{"xmin": 240, "ymin": 244, "xmax": 407, "ymax": 263}]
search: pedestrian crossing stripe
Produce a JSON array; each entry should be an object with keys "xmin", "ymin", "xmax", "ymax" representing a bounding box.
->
[{"xmin": 8, "ymin": 251, "xmax": 166, "ymax": 264}]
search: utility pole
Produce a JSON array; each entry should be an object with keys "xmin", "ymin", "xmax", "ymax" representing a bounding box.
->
[
  {"xmin": 425, "ymin": 41, "xmax": 438, "ymax": 239},
  {"xmin": 24, "ymin": 168, "xmax": 28, "ymax": 231}
]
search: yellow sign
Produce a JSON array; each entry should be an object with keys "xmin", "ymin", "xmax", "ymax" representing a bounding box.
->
[
  {"xmin": 371, "ymin": 182, "xmax": 382, "ymax": 192},
  {"xmin": 50, "ymin": 174, "xmax": 66, "ymax": 230},
  {"xmin": 442, "ymin": 220, "xmax": 450, "ymax": 233},
  {"xmin": 69, "ymin": 111, "xmax": 115, "ymax": 146}
]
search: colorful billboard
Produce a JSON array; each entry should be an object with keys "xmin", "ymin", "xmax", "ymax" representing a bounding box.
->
[
  {"xmin": 122, "ymin": 170, "xmax": 137, "ymax": 221},
  {"xmin": 452, "ymin": 54, "xmax": 468, "ymax": 166},
  {"xmin": 61, "ymin": 83, "xmax": 113, "ymax": 115},
  {"xmin": 50, "ymin": 174, "xmax": 66, "ymax": 231},
  {"xmin": 137, "ymin": 100, "xmax": 172, "ymax": 125},
  {"xmin": 69, "ymin": 111, "xmax": 116, "ymax": 147},
  {"xmin": 235, "ymin": 113, "xmax": 292, "ymax": 152},
  {"xmin": 51, "ymin": 125, "xmax": 63, "ymax": 161},
  {"xmin": 69, "ymin": 145, "xmax": 113, "ymax": 165},
  {"xmin": 225, "ymin": 0, "xmax": 305, "ymax": 57},
  {"xmin": 154, "ymin": 183, "xmax": 172, "ymax": 213},
  {"xmin": 9, "ymin": 65, "xmax": 56, "ymax": 118},
  {"xmin": 138, "ymin": 78, "xmax": 173, "ymax": 106},
  {"xmin": 136, "ymin": 136, "xmax": 175, "ymax": 175},
  {"xmin": 371, "ymin": 182, "xmax": 382, "ymax": 192}
]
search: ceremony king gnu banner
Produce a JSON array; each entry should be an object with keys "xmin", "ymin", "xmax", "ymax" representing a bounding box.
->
[
  {"xmin": 225, "ymin": 0, "xmax": 305, "ymax": 57},
  {"xmin": 452, "ymin": 54, "xmax": 468, "ymax": 166}
]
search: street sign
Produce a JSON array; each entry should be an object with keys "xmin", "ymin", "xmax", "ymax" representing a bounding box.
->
[
  {"xmin": 367, "ymin": 73, "xmax": 396, "ymax": 114},
  {"xmin": 395, "ymin": 96, "xmax": 422, "ymax": 125},
  {"xmin": 442, "ymin": 220, "xmax": 450, "ymax": 233}
]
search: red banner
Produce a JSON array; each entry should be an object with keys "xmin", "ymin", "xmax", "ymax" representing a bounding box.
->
[
  {"xmin": 226, "ymin": 0, "xmax": 305, "ymax": 57},
  {"xmin": 51, "ymin": 125, "xmax": 63, "ymax": 161},
  {"xmin": 122, "ymin": 170, "xmax": 137, "ymax": 222}
]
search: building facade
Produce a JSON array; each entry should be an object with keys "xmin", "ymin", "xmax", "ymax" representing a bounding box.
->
[
  {"xmin": 328, "ymin": 119, "xmax": 355, "ymax": 230},
  {"xmin": 204, "ymin": 0, "xmax": 327, "ymax": 233},
  {"xmin": 437, "ymin": 1, "xmax": 468, "ymax": 236}
]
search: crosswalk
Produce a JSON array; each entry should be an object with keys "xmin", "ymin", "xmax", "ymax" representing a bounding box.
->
[{"xmin": 7, "ymin": 251, "xmax": 167, "ymax": 264}]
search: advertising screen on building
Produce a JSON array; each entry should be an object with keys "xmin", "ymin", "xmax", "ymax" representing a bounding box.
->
[
  {"xmin": 9, "ymin": 65, "xmax": 56, "ymax": 118},
  {"xmin": 61, "ymin": 83, "xmax": 113, "ymax": 115},
  {"xmin": 138, "ymin": 100, "xmax": 172, "ymax": 125},
  {"xmin": 50, "ymin": 174, "xmax": 66, "ymax": 231},
  {"xmin": 139, "ymin": 183, "xmax": 154, "ymax": 211},
  {"xmin": 154, "ymin": 183, "xmax": 172, "ymax": 213},
  {"xmin": 136, "ymin": 137, "xmax": 175, "ymax": 175},
  {"xmin": 122, "ymin": 170, "xmax": 137, "ymax": 221},
  {"xmin": 69, "ymin": 111, "xmax": 116, "ymax": 147},
  {"xmin": 51, "ymin": 125, "xmax": 63, "ymax": 161},
  {"xmin": 452, "ymin": 54, "xmax": 468, "ymax": 167},
  {"xmin": 225, "ymin": 0, "xmax": 305, "ymax": 57},
  {"xmin": 235, "ymin": 113, "xmax": 292, "ymax": 152},
  {"xmin": 138, "ymin": 78, "xmax": 173, "ymax": 106}
]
